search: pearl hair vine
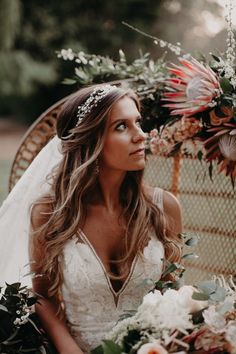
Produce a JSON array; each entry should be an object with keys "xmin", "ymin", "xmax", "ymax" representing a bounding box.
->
[{"xmin": 76, "ymin": 84, "xmax": 116, "ymax": 126}]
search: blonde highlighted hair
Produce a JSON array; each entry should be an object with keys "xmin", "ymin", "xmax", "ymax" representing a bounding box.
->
[{"xmin": 30, "ymin": 84, "xmax": 182, "ymax": 309}]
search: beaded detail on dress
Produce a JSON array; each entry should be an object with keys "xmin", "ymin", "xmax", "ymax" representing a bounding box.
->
[{"xmin": 61, "ymin": 187, "xmax": 164, "ymax": 353}]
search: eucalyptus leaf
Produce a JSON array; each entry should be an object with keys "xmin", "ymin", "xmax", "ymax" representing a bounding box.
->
[
  {"xmin": 218, "ymin": 300, "xmax": 234, "ymax": 315},
  {"xmin": 192, "ymin": 291, "xmax": 209, "ymax": 301},
  {"xmin": 198, "ymin": 280, "xmax": 217, "ymax": 295},
  {"xmin": 185, "ymin": 237, "xmax": 199, "ymax": 247},
  {"xmin": 161, "ymin": 263, "xmax": 179, "ymax": 277},
  {"xmin": 210, "ymin": 286, "xmax": 226, "ymax": 302},
  {"xmin": 182, "ymin": 253, "xmax": 199, "ymax": 260}
]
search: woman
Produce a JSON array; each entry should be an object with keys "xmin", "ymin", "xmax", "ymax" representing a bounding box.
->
[{"xmin": 15, "ymin": 84, "xmax": 182, "ymax": 354}]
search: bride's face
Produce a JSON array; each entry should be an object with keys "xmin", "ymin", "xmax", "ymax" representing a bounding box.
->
[{"xmin": 100, "ymin": 96, "xmax": 146, "ymax": 172}]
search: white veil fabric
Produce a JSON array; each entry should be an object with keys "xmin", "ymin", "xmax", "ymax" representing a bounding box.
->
[{"xmin": 0, "ymin": 136, "xmax": 62, "ymax": 287}]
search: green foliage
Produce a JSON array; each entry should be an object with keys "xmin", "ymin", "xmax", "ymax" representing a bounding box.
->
[
  {"xmin": 91, "ymin": 340, "xmax": 122, "ymax": 354},
  {"xmin": 59, "ymin": 49, "xmax": 168, "ymax": 132},
  {"xmin": 192, "ymin": 279, "xmax": 228, "ymax": 304},
  {"xmin": 0, "ymin": 0, "xmax": 163, "ymax": 123},
  {"xmin": 0, "ymin": 0, "xmax": 21, "ymax": 50},
  {"xmin": 60, "ymin": 49, "xmax": 167, "ymax": 88},
  {"xmin": 0, "ymin": 51, "xmax": 58, "ymax": 96},
  {"xmin": 0, "ymin": 283, "xmax": 56, "ymax": 353}
]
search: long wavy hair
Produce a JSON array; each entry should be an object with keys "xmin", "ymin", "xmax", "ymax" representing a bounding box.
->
[{"xmin": 31, "ymin": 84, "xmax": 182, "ymax": 308}]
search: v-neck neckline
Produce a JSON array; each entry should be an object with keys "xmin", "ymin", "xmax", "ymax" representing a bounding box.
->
[
  {"xmin": 75, "ymin": 188, "xmax": 162, "ymax": 305},
  {"xmin": 78, "ymin": 229, "xmax": 139, "ymax": 305}
]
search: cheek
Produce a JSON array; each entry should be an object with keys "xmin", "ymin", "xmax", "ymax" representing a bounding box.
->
[{"xmin": 101, "ymin": 137, "xmax": 128, "ymax": 164}]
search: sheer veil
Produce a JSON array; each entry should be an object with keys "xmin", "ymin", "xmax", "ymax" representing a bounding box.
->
[{"xmin": 0, "ymin": 136, "xmax": 62, "ymax": 287}]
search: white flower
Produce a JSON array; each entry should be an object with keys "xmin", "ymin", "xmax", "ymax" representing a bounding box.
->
[
  {"xmin": 203, "ymin": 305, "xmax": 226, "ymax": 333},
  {"xmin": 137, "ymin": 289, "xmax": 193, "ymax": 331},
  {"xmin": 178, "ymin": 285, "xmax": 208, "ymax": 313},
  {"xmin": 58, "ymin": 48, "xmax": 75, "ymax": 61},
  {"xmin": 137, "ymin": 342, "xmax": 168, "ymax": 354},
  {"xmin": 156, "ymin": 289, "xmax": 193, "ymax": 330},
  {"xmin": 106, "ymin": 316, "xmax": 136, "ymax": 344},
  {"xmin": 13, "ymin": 318, "xmax": 21, "ymax": 326},
  {"xmin": 142, "ymin": 290, "xmax": 162, "ymax": 306},
  {"xmin": 181, "ymin": 139, "xmax": 205, "ymax": 157},
  {"xmin": 225, "ymin": 321, "xmax": 236, "ymax": 348}
]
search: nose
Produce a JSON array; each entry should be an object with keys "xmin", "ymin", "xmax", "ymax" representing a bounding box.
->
[{"xmin": 132, "ymin": 126, "xmax": 146, "ymax": 143}]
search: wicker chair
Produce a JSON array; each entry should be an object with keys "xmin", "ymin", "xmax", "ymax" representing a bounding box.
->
[{"xmin": 9, "ymin": 91, "xmax": 236, "ymax": 284}]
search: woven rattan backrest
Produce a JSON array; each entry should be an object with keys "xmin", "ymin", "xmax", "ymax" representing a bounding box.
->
[{"xmin": 9, "ymin": 92, "xmax": 236, "ymax": 284}]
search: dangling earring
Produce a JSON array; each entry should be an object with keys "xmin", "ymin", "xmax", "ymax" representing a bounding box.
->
[{"xmin": 95, "ymin": 158, "xmax": 99, "ymax": 175}]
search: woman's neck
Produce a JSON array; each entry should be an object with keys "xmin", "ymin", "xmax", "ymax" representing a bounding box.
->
[{"xmin": 91, "ymin": 169, "xmax": 126, "ymax": 212}]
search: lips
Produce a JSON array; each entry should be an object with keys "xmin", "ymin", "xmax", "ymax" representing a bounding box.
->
[{"xmin": 130, "ymin": 148, "xmax": 145, "ymax": 155}]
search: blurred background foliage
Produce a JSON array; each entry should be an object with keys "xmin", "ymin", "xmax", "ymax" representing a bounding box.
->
[{"xmin": 0, "ymin": 0, "xmax": 230, "ymax": 124}]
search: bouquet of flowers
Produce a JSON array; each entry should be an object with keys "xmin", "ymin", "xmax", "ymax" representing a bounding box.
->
[
  {"xmin": 91, "ymin": 276, "xmax": 236, "ymax": 354},
  {"xmin": 0, "ymin": 282, "xmax": 56, "ymax": 354}
]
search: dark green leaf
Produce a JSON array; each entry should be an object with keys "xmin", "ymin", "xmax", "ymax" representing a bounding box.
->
[
  {"xmin": 102, "ymin": 340, "xmax": 123, "ymax": 354},
  {"xmin": 90, "ymin": 345, "xmax": 104, "ymax": 354},
  {"xmin": 161, "ymin": 263, "xmax": 180, "ymax": 278},
  {"xmin": 220, "ymin": 77, "xmax": 233, "ymax": 93},
  {"xmin": 211, "ymin": 54, "xmax": 220, "ymax": 62}
]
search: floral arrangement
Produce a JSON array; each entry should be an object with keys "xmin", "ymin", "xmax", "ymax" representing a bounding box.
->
[
  {"xmin": 57, "ymin": 1, "xmax": 236, "ymax": 183},
  {"xmin": 91, "ymin": 276, "xmax": 236, "ymax": 354},
  {"xmin": 154, "ymin": 53, "xmax": 236, "ymax": 182},
  {"xmin": 0, "ymin": 282, "xmax": 56, "ymax": 354}
]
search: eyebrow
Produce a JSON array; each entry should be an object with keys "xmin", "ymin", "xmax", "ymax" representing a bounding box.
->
[{"xmin": 109, "ymin": 115, "xmax": 142, "ymax": 127}]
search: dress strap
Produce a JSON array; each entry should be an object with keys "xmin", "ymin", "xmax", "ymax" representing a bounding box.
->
[{"xmin": 152, "ymin": 187, "xmax": 164, "ymax": 212}]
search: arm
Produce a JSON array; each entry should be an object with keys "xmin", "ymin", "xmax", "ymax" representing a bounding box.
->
[{"xmin": 30, "ymin": 203, "xmax": 84, "ymax": 354}]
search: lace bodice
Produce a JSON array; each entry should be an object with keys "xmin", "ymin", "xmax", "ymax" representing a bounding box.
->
[{"xmin": 61, "ymin": 188, "xmax": 165, "ymax": 353}]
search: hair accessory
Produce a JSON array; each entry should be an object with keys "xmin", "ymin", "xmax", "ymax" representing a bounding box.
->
[{"xmin": 76, "ymin": 85, "xmax": 116, "ymax": 126}]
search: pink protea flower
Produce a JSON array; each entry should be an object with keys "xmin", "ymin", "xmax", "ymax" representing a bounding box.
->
[
  {"xmin": 205, "ymin": 123, "xmax": 236, "ymax": 178},
  {"xmin": 162, "ymin": 57, "xmax": 222, "ymax": 117}
]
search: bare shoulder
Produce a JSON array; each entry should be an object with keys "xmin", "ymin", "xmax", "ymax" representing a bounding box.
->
[
  {"xmin": 142, "ymin": 184, "xmax": 155, "ymax": 200},
  {"xmin": 163, "ymin": 190, "xmax": 182, "ymax": 234},
  {"xmin": 163, "ymin": 190, "xmax": 181, "ymax": 214}
]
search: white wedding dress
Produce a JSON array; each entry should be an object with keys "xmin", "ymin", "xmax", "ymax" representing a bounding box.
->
[{"xmin": 61, "ymin": 187, "xmax": 165, "ymax": 353}]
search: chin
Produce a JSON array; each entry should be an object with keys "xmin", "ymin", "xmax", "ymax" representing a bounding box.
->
[{"xmin": 129, "ymin": 162, "xmax": 146, "ymax": 171}]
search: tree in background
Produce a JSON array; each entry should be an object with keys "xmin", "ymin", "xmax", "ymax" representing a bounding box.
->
[{"xmin": 0, "ymin": 0, "xmax": 163, "ymax": 123}]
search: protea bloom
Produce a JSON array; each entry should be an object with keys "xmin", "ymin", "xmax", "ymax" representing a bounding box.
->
[
  {"xmin": 204, "ymin": 123, "xmax": 236, "ymax": 177},
  {"xmin": 162, "ymin": 57, "xmax": 222, "ymax": 117}
]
